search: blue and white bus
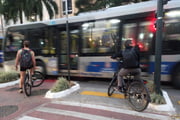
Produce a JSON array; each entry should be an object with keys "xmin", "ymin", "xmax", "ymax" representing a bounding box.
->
[
  {"xmin": 2, "ymin": 0, "xmax": 180, "ymax": 88},
  {"xmin": 0, "ymin": 36, "xmax": 4, "ymax": 66}
]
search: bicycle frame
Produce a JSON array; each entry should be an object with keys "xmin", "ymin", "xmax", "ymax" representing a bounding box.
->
[{"xmin": 107, "ymin": 58, "xmax": 150, "ymax": 111}]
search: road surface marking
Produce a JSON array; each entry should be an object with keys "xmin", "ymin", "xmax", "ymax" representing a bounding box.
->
[
  {"xmin": 81, "ymin": 91, "xmax": 125, "ymax": 99},
  {"xmin": 52, "ymin": 101, "xmax": 170, "ymax": 120},
  {"xmin": 36, "ymin": 107, "xmax": 121, "ymax": 120},
  {"xmin": 18, "ymin": 116, "xmax": 44, "ymax": 120}
]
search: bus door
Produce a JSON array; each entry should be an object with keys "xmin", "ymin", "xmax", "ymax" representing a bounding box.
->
[{"xmin": 57, "ymin": 25, "xmax": 80, "ymax": 76}]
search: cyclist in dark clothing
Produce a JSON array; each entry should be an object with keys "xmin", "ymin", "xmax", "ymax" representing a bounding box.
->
[{"xmin": 111, "ymin": 40, "xmax": 141, "ymax": 91}]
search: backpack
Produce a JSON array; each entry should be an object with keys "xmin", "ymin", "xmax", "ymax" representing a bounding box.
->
[
  {"xmin": 20, "ymin": 49, "xmax": 33, "ymax": 68},
  {"xmin": 122, "ymin": 48, "xmax": 139, "ymax": 68}
]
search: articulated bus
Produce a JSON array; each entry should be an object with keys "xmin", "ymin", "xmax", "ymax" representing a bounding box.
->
[{"xmin": 2, "ymin": 0, "xmax": 180, "ymax": 88}]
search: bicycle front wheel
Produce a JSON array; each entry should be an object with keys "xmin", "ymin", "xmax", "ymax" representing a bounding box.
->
[
  {"xmin": 32, "ymin": 71, "xmax": 45, "ymax": 87},
  {"xmin": 24, "ymin": 74, "xmax": 32, "ymax": 96},
  {"xmin": 127, "ymin": 81, "xmax": 150, "ymax": 112},
  {"xmin": 107, "ymin": 73, "xmax": 117, "ymax": 96}
]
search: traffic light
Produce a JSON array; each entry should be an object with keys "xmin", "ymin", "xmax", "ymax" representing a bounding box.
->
[{"xmin": 163, "ymin": 0, "xmax": 171, "ymax": 5}]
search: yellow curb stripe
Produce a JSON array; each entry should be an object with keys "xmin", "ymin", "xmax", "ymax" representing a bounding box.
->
[
  {"xmin": 178, "ymin": 101, "xmax": 180, "ymax": 105},
  {"xmin": 81, "ymin": 91, "xmax": 125, "ymax": 99},
  {"xmin": 171, "ymin": 114, "xmax": 180, "ymax": 119}
]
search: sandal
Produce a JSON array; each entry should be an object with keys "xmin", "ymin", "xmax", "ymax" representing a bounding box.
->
[{"xmin": 19, "ymin": 88, "xmax": 23, "ymax": 93}]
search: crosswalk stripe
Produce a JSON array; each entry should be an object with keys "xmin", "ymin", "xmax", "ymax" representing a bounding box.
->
[
  {"xmin": 36, "ymin": 107, "xmax": 121, "ymax": 120},
  {"xmin": 52, "ymin": 101, "xmax": 171, "ymax": 120},
  {"xmin": 17, "ymin": 116, "xmax": 45, "ymax": 120}
]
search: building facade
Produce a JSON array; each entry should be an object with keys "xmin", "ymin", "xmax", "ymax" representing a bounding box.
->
[{"xmin": 55, "ymin": 0, "xmax": 78, "ymax": 18}]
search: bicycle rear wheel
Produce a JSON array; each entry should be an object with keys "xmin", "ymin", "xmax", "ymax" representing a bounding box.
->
[
  {"xmin": 107, "ymin": 73, "xmax": 117, "ymax": 96},
  {"xmin": 32, "ymin": 71, "xmax": 45, "ymax": 87},
  {"xmin": 24, "ymin": 74, "xmax": 32, "ymax": 96},
  {"xmin": 127, "ymin": 81, "xmax": 150, "ymax": 112}
]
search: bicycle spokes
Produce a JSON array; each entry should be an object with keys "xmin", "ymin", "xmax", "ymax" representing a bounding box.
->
[{"xmin": 128, "ymin": 81, "xmax": 150, "ymax": 112}]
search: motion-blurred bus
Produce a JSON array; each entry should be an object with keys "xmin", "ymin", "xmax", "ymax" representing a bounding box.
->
[
  {"xmin": 0, "ymin": 36, "xmax": 4, "ymax": 66},
  {"xmin": 3, "ymin": 0, "xmax": 180, "ymax": 88}
]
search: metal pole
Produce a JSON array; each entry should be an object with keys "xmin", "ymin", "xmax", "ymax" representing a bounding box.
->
[
  {"xmin": 154, "ymin": 0, "xmax": 164, "ymax": 95},
  {"xmin": 0, "ymin": 15, "xmax": 4, "ymax": 37},
  {"xmin": 65, "ymin": 0, "xmax": 70, "ymax": 81}
]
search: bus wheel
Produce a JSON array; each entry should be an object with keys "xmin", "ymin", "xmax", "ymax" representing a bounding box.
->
[
  {"xmin": 36, "ymin": 61, "xmax": 46, "ymax": 76},
  {"xmin": 172, "ymin": 65, "xmax": 180, "ymax": 89}
]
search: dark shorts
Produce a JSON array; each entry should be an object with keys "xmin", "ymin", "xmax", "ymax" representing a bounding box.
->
[{"xmin": 20, "ymin": 65, "xmax": 33, "ymax": 71}]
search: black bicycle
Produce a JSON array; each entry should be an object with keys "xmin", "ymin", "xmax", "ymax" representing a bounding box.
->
[
  {"xmin": 23, "ymin": 70, "xmax": 45, "ymax": 96},
  {"xmin": 107, "ymin": 59, "xmax": 151, "ymax": 112}
]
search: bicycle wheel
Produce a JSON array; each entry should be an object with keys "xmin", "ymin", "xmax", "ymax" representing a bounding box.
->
[
  {"xmin": 32, "ymin": 71, "xmax": 45, "ymax": 87},
  {"xmin": 107, "ymin": 73, "xmax": 117, "ymax": 96},
  {"xmin": 24, "ymin": 74, "xmax": 32, "ymax": 96},
  {"xmin": 127, "ymin": 81, "xmax": 150, "ymax": 112}
]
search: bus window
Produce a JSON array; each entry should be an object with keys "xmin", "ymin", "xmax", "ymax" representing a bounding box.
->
[
  {"xmin": 0, "ymin": 37, "xmax": 3, "ymax": 50},
  {"xmin": 138, "ymin": 21, "xmax": 154, "ymax": 52},
  {"xmin": 29, "ymin": 28, "xmax": 56, "ymax": 55},
  {"xmin": 59, "ymin": 31, "xmax": 67, "ymax": 54},
  {"xmin": 81, "ymin": 19, "xmax": 120, "ymax": 54},
  {"xmin": 71, "ymin": 29, "xmax": 79, "ymax": 53},
  {"xmin": 164, "ymin": 21, "xmax": 180, "ymax": 53},
  {"xmin": 162, "ymin": 10, "xmax": 180, "ymax": 54},
  {"xmin": 122, "ymin": 23, "xmax": 137, "ymax": 49},
  {"xmin": 123, "ymin": 22, "xmax": 154, "ymax": 52},
  {"xmin": 5, "ymin": 31, "xmax": 24, "ymax": 52}
]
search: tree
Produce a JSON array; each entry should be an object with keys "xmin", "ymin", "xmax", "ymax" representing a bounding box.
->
[
  {"xmin": 2, "ymin": 0, "xmax": 20, "ymax": 24},
  {"xmin": 0, "ymin": 0, "xmax": 2, "ymax": 13},
  {"xmin": 2, "ymin": 0, "xmax": 58, "ymax": 24},
  {"xmin": 24, "ymin": 0, "xmax": 58, "ymax": 21},
  {"xmin": 75, "ymin": 0, "xmax": 150, "ymax": 14}
]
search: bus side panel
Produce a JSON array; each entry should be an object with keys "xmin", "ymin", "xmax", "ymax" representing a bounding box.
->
[
  {"xmin": 149, "ymin": 55, "xmax": 180, "ymax": 81},
  {"xmin": 79, "ymin": 56, "xmax": 118, "ymax": 78}
]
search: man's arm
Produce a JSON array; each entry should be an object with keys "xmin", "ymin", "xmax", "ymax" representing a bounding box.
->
[{"xmin": 111, "ymin": 50, "xmax": 123, "ymax": 59}]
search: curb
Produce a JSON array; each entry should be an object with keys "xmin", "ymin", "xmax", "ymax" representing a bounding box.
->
[
  {"xmin": 0, "ymin": 80, "xmax": 19, "ymax": 88},
  {"xmin": 148, "ymin": 90, "xmax": 176, "ymax": 114},
  {"xmin": 45, "ymin": 82, "xmax": 80, "ymax": 99}
]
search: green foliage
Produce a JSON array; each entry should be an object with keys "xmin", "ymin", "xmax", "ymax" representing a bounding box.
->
[
  {"xmin": 1, "ymin": 0, "xmax": 58, "ymax": 24},
  {"xmin": 150, "ymin": 92, "xmax": 166, "ymax": 104},
  {"xmin": 50, "ymin": 77, "xmax": 70, "ymax": 93},
  {"xmin": 145, "ymin": 80, "xmax": 166, "ymax": 104},
  {"xmin": 75, "ymin": 0, "xmax": 151, "ymax": 14},
  {"xmin": 0, "ymin": 71, "xmax": 19, "ymax": 83}
]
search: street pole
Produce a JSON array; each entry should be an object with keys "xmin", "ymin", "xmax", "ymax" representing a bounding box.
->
[
  {"xmin": 154, "ymin": 0, "xmax": 164, "ymax": 95},
  {"xmin": 0, "ymin": 15, "xmax": 4, "ymax": 37},
  {"xmin": 65, "ymin": 0, "xmax": 70, "ymax": 81}
]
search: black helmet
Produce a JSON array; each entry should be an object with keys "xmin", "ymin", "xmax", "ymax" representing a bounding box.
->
[{"xmin": 124, "ymin": 40, "xmax": 132, "ymax": 48}]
